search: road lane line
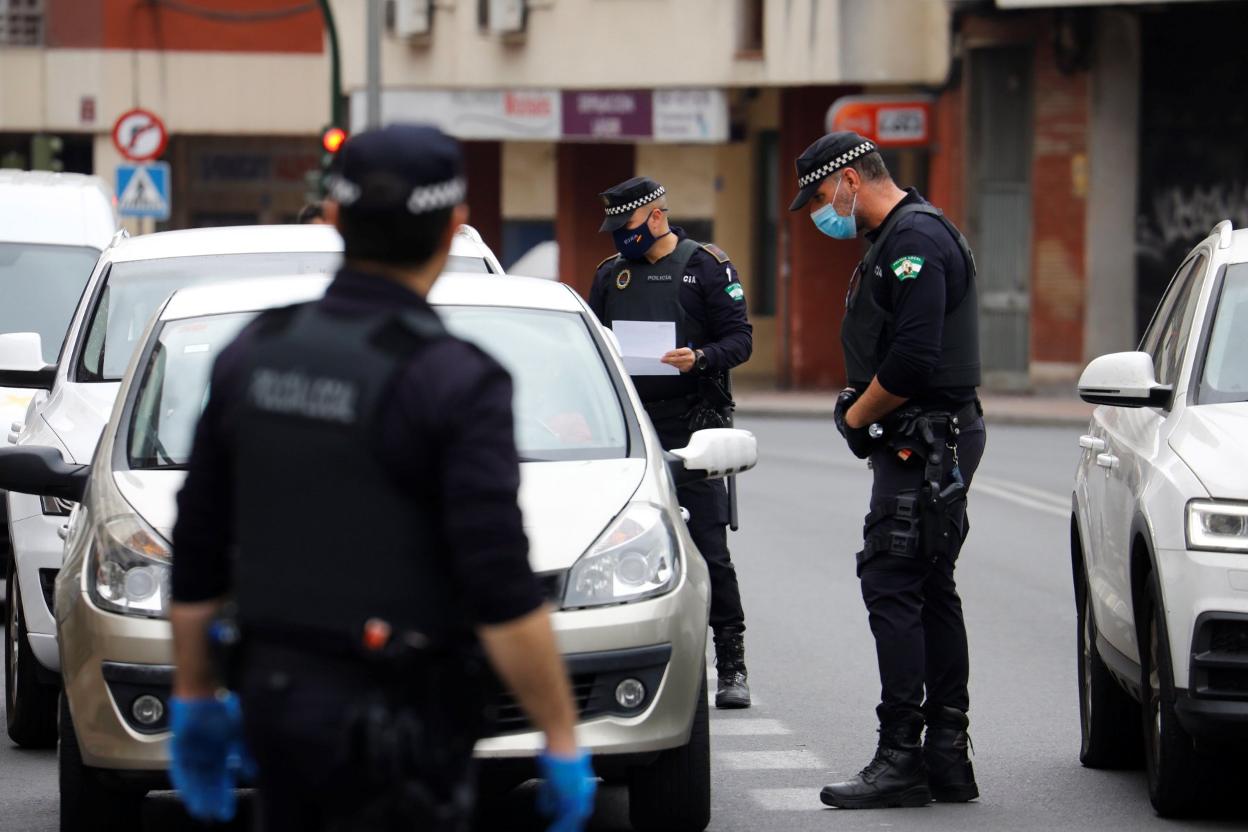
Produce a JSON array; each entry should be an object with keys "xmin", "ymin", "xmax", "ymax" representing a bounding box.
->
[
  {"xmin": 972, "ymin": 480, "xmax": 1068, "ymax": 518},
  {"xmin": 716, "ymin": 750, "xmax": 827, "ymax": 770},
  {"xmin": 710, "ymin": 719, "xmax": 792, "ymax": 736},
  {"xmin": 975, "ymin": 475, "xmax": 1069, "ymax": 510},
  {"xmin": 749, "ymin": 787, "xmax": 822, "ymax": 812}
]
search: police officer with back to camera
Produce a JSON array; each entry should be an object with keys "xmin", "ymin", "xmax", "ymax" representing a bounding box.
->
[
  {"xmin": 166, "ymin": 124, "xmax": 597, "ymax": 832},
  {"xmin": 788, "ymin": 131, "xmax": 987, "ymax": 810},
  {"xmin": 589, "ymin": 176, "xmax": 754, "ymax": 709}
]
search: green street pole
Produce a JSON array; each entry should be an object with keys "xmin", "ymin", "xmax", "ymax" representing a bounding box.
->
[{"xmin": 317, "ymin": 0, "xmax": 344, "ymax": 129}]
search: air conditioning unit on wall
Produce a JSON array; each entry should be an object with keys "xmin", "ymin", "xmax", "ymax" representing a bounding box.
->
[
  {"xmin": 486, "ymin": 0, "xmax": 526, "ymax": 35},
  {"xmin": 393, "ymin": 0, "xmax": 432, "ymax": 38}
]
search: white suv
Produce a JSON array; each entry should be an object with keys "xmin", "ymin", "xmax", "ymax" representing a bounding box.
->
[{"xmin": 1072, "ymin": 219, "xmax": 1248, "ymax": 816}]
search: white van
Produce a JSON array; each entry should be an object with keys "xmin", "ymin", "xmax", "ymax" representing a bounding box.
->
[
  {"xmin": 0, "ymin": 170, "xmax": 118, "ymax": 428},
  {"xmin": 0, "ymin": 170, "xmax": 117, "ymax": 620}
]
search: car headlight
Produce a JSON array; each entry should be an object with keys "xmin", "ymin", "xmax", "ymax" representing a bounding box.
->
[
  {"xmin": 1186, "ymin": 500, "xmax": 1248, "ymax": 553},
  {"xmin": 84, "ymin": 480, "xmax": 172, "ymax": 619},
  {"xmin": 563, "ymin": 502, "xmax": 680, "ymax": 609}
]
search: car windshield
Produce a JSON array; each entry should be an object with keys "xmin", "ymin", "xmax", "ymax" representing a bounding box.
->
[
  {"xmin": 127, "ymin": 304, "xmax": 628, "ymax": 470},
  {"xmin": 77, "ymin": 251, "xmax": 340, "ymax": 382},
  {"xmin": 0, "ymin": 242, "xmax": 100, "ymax": 365},
  {"xmin": 1198, "ymin": 263, "xmax": 1248, "ymax": 405},
  {"xmin": 441, "ymin": 306, "xmax": 629, "ymax": 461}
]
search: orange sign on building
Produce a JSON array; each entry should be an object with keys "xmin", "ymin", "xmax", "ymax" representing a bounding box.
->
[{"xmin": 825, "ymin": 95, "xmax": 935, "ymax": 148}]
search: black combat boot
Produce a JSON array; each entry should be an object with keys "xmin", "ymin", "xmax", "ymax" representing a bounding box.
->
[
  {"xmin": 923, "ymin": 705, "xmax": 978, "ymax": 802},
  {"xmin": 820, "ymin": 711, "xmax": 932, "ymax": 809},
  {"xmin": 713, "ymin": 627, "xmax": 751, "ymax": 709}
]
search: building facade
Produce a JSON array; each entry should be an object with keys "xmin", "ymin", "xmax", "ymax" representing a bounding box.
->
[{"xmin": 0, "ymin": 0, "xmax": 329, "ymax": 227}]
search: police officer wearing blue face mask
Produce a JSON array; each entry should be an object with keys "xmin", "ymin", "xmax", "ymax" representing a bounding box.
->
[
  {"xmin": 789, "ymin": 132, "xmax": 987, "ymax": 810},
  {"xmin": 589, "ymin": 176, "xmax": 755, "ymax": 709},
  {"xmin": 167, "ymin": 124, "xmax": 595, "ymax": 832}
]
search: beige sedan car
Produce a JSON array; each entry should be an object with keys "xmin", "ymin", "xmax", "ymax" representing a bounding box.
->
[{"xmin": 0, "ymin": 271, "xmax": 757, "ymax": 832}]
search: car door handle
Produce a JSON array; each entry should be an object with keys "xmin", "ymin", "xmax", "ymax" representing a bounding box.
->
[
  {"xmin": 1079, "ymin": 435, "xmax": 1106, "ymax": 452},
  {"xmin": 1096, "ymin": 453, "xmax": 1119, "ymax": 470}
]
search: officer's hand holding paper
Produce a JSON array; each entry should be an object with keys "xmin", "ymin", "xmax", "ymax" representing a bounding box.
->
[{"xmin": 612, "ymin": 320, "xmax": 679, "ymax": 376}]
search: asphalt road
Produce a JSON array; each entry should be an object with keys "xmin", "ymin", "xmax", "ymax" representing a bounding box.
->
[{"xmin": 3, "ymin": 418, "xmax": 1247, "ymax": 831}]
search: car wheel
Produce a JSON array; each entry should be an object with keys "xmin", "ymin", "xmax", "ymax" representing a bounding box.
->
[
  {"xmin": 5, "ymin": 558, "xmax": 58, "ymax": 748},
  {"xmin": 627, "ymin": 673, "xmax": 710, "ymax": 832},
  {"xmin": 59, "ymin": 693, "xmax": 145, "ymax": 832},
  {"xmin": 1140, "ymin": 580, "xmax": 1202, "ymax": 817},
  {"xmin": 1074, "ymin": 562, "xmax": 1141, "ymax": 768}
]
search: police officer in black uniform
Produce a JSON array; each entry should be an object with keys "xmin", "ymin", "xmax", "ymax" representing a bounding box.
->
[
  {"xmin": 167, "ymin": 124, "xmax": 596, "ymax": 831},
  {"xmin": 788, "ymin": 132, "xmax": 987, "ymax": 809},
  {"xmin": 589, "ymin": 177, "xmax": 754, "ymax": 709}
]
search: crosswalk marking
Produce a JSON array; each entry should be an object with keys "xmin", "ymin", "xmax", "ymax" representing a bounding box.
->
[
  {"xmin": 709, "ymin": 718, "xmax": 792, "ymax": 736},
  {"xmin": 715, "ymin": 750, "xmax": 827, "ymax": 770},
  {"xmin": 748, "ymin": 788, "xmax": 822, "ymax": 812}
]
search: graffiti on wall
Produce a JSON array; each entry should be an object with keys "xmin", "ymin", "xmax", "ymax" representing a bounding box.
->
[{"xmin": 1137, "ymin": 182, "xmax": 1248, "ymax": 264}]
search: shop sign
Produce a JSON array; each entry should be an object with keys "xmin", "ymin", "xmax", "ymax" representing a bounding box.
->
[
  {"xmin": 562, "ymin": 90, "xmax": 651, "ymax": 140},
  {"xmin": 351, "ymin": 90, "xmax": 562, "ymax": 140},
  {"xmin": 826, "ymin": 95, "xmax": 934, "ymax": 148},
  {"xmin": 352, "ymin": 88, "xmax": 727, "ymax": 143}
]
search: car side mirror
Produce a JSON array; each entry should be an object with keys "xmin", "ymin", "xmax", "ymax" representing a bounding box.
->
[
  {"xmin": 0, "ymin": 446, "xmax": 90, "ymax": 502},
  {"xmin": 666, "ymin": 428, "xmax": 758, "ymax": 486},
  {"xmin": 1077, "ymin": 351, "xmax": 1173, "ymax": 408},
  {"xmin": 0, "ymin": 332, "xmax": 57, "ymax": 390}
]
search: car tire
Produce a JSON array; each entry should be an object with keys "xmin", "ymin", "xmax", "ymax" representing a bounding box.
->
[
  {"xmin": 627, "ymin": 673, "xmax": 710, "ymax": 832},
  {"xmin": 59, "ymin": 693, "xmax": 145, "ymax": 832},
  {"xmin": 5, "ymin": 558, "xmax": 58, "ymax": 748},
  {"xmin": 1073, "ymin": 558, "xmax": 1141, "ymax": 768},
  {"xmin": 1140, "ymin": 580, "xmax": 1202, "ymax": 817}
]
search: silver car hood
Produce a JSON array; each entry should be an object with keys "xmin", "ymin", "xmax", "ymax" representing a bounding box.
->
[
  {"xmin": 113, "ymin": 458, "xmax": 646, "ymax": 572},
  {"xmin": 1170, "ymin": 402, "xmax": 1248, "ymax": 500}
]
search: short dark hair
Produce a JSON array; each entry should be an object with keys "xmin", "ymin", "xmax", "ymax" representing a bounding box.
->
[
  {"xmin": 296, "ymin": 202, "xmax": 324, "ymax": 224},
  {"xmin": 338, "ymin": 206, "xmax": 454, "ymax": 268},
  {"xmin": 848, "ymin": 151, "xmax": 890, "ymax": 182}
]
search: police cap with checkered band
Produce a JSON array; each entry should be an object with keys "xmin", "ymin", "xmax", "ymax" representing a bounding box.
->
[
  {"xmin": 326, "ymin": 123, "xmax": 467, "ymax": 219},
  {"xmin": 598, "ymin": 176, "xmax": 667, "ymax": 233},
  {"xmin": 788, "ymin": 131, "xmax": 878, "ymax": 211}
]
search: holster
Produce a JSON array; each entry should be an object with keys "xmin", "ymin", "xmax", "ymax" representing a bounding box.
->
[
  {"xmin": 323, "ymin": 635, "xmax": 489, "ymax": 832},
  {"xmin": 685, "ymin": 374, "xmax": 735, "ymax": 431},
  {"xmin": 857, "ymin": 402, "xmax": 976, "ymax": 572}
]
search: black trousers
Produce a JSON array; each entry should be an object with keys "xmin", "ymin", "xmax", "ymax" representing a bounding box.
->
[
  {"xmin": 857, "ymin": 419, "xmax": 986, "ymax": 722},
  {"xmin": 651, "ymin": 411, "xmax": 746, "ymax": 633},
  {"xmin": 238, "ymin": 645, "xmax": 474, "ymax": 832}
]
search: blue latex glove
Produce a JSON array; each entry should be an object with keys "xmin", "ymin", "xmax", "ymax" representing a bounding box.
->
[
  {"xmin": 169, "ymin": 693, "xmax": 246, "ymax": 822},
  {"xmin": 537, "ymin": 748, "xmax": 596, "ymax": 832}
]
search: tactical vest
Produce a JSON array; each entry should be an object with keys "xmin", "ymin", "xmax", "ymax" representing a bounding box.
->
[
  {"xmin": 841, "ymin": 203, "xmax": 982, "ymax": 391},
  {"xmin": 227, "ymin": 302, "xmax": 467, "ymax": 646},
  {"xmin": 601, "ymin": 237, "xmax": 704, "ymax": 403}
]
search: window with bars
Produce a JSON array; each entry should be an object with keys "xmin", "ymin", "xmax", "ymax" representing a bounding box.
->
[{"xmin": 0, "ymin": 0, "xmax": 43, "ymax": 46}]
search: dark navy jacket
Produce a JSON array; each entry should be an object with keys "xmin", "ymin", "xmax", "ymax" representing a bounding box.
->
[
  {"xmin": 171, "ymin": 268, "xmax": 544, "ymax": 627},
  {"xmin": 588, "ymin": 227, "xmax": 753, "ymax": 373},
  {"xmin": 864, "ymin": 190, "xmax": 977, "ymax": 408}
]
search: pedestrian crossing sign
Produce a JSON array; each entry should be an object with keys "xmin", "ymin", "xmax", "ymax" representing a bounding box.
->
[{"xmin": 116, "ymin": 162, "xmax": 171, "ymax": 220}]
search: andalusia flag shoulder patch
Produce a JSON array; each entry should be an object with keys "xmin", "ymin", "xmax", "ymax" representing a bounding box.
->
[
  {"xmin": 891, "ymin": 255, "xmax": 925, "ymax": 281},
  {"xmin": 725, "ymin": 282, "xmax": 745, "ymax": 301}
]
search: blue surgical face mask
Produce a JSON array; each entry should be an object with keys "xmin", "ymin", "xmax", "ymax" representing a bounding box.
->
[
  {"xmin": 613, "ymin": 211, "xmax": 668, "ymax": 260},
  {"xmin": 811, "ymin": 177, "xmax": 857, "ymax": 240}
]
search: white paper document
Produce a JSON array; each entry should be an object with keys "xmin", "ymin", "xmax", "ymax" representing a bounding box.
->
[{"xmin": 612, "ymin": 320, "xmax": 679, "ymax": 376}]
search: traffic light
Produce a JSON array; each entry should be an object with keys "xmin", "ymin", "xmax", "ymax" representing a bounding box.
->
[
  {"xmin": 311, "ymin": 125, "xmax": 348, "ymax": 199},
  {"xmin": 322, "ymin": 126, "xmax": 347, "ymax": 154}
]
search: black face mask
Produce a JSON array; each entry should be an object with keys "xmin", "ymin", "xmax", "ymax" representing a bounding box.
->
[{"xmin": 612, "ymin": 212, "xmax": 669, "ymax": 259}]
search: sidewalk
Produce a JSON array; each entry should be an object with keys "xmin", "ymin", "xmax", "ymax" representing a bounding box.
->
[{"xmin": 734, "ymin": 388, "xmax": 1094, "ymax": 427}]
